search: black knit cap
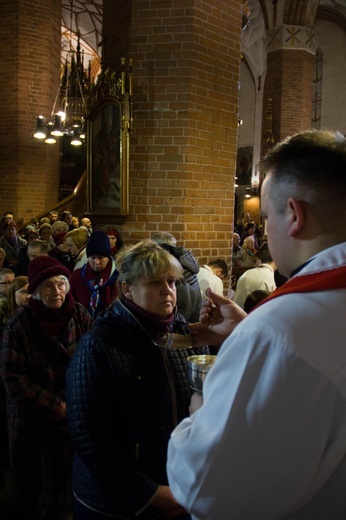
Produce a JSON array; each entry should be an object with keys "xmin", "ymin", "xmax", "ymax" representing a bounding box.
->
[
  {"xmin": 28, "ymin": 256, "xmax": 70, "ymax": 294},
  {"xmin": 86, "ymin": 230, "xmax": 111, "ymax": 259}
]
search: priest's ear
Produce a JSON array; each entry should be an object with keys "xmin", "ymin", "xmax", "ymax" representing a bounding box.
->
[{"xmin": 287, "ymin": 197, "xmax": 304, "ymax": 237}]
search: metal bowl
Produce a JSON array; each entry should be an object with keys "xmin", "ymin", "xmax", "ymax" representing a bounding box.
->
[{"xmin": 186, "ymin": 355, "xmax": 217, "ymax": 393}]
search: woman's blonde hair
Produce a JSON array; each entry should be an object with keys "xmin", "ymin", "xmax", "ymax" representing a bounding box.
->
[
  {"xmin": 116, "ymin": 239, "xmax": 183, "ymax": 296},
  {"xmin": 7, "ymin": 276, "xmax": 28, "ymax": 314},
  {"xmin": 65, "ymin": 228, "xmax": 88, "ymax": 250},
  {"xmin": 242, "ymin": 236, "xmax": 255, "ymax": 250}
]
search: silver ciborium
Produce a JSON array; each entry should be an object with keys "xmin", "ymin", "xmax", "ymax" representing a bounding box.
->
[{"xmin": 186, "ymin": 355, "xmax": 217, "ymax": 393}]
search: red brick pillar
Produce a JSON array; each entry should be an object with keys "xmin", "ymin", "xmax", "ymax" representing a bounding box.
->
[
  {"xmin": 102, "ymin": 0, "xmax": 242, "ymax": 262},
  {"xmin": 0, "ymin": 0, "xmax": 61, "ymax": 221},
  {"xmin": 262, "ymin": 24, "xmax": 315, "ymax": 147}
]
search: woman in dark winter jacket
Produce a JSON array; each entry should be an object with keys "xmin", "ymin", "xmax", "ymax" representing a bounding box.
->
[
  {"xmin": 0, "ymin": 256, "xmax": 92, "ymax": 520},
  {"xmin": 66, "ymin": 239, "xmax": 208, "ymax": 520}
]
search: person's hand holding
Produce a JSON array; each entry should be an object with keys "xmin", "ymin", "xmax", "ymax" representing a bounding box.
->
[
  {"xmin": 150, "ymin": 485, "xmax": 187, "ymax": 518},
  {"xmin": 190, "ymin": 288, "xmax": 247, "ymax": 346},
  {"xmin": 189, "ymin": 392, "xmax": 203, "ymax": 415}
]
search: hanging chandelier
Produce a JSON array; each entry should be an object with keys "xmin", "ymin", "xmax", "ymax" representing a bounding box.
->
[{"xmin": 34, "ymin": 2, "xmax": 90, "ymax": 146}]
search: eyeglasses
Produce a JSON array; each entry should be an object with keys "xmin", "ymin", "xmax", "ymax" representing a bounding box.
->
[{"xmin": 0, "ymin": 281, "xmax": 12, "ymax": 285}]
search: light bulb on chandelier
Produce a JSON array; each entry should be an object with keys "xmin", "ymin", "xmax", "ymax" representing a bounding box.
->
[{"xmin": 33, "ymin": 0, "xmax": 90, "ymax": 146}]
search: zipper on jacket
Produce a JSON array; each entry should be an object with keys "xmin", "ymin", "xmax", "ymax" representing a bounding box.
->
[{"xmin": 160, "ymin": 347, "xmax": 178, "ymax": 427}]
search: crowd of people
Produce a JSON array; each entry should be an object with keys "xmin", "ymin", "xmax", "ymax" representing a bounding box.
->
[
  {"xmin": 0, "ymin": 211, "xmax": 128, "ymax": 520},
  {"xmin": 232, "ymin": 211, "xmax": 286, "ymax": 300},
  {"xmin": 1, "ymin": 129, "xmax": 345, "ymax": 519},
  {"xmin": 0, "ymin": 202, "xmax": 282, "ymax": 520},
  {"xmin": 0, "ymin": 212, "xmax": 221, "ymax": 520},
  {"xmin": 232, "ymin": 212, "xmax": 263, "ymax": 268}
]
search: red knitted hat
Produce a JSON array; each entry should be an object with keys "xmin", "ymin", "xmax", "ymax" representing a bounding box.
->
[
  {"xmin": 28, "ymin": 256, "xmax": 70, "ymax": 294},
  {"xmin": 106, "ymin": 228, "xmax": 120, "ymax": 239},
  {"xmin": 54, "ymin": 231, "xmax": 67, "ymax": 247}
]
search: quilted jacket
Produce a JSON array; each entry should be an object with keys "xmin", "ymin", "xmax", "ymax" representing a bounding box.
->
[{"xmin": 66, "ymin": 299, "xmax": 208, "ymax": 519}]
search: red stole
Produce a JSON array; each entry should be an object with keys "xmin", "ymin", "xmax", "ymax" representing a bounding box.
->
[{"xmin": 255, "ymin": 265, "xmax": 346, "ymax": 311}]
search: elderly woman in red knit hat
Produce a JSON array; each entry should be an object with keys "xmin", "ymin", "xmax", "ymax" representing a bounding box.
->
[
  {"xmin": 70, "ymin": 230, "xmax": 119, "ymax": 320},
  {"xmin": 0, "ymin": 256, "xmax": 92, "ymax": 520}
]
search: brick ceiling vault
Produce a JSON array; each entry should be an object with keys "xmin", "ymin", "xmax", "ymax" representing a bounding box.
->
[
  {"xmin": 283, "ymin": 0, "xmax": 319, "ymax": 27},
  {"xmin": 63, "ymin": 1, "xmax": 346, "ymax": 60},
  {"xmin": 256, "ymin": 0, "xmax": 346, "ymax": 31}
]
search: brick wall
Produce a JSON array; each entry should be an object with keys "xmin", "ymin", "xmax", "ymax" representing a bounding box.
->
[
  {"xmin": 0, "ymin": 0, "xmax": 61, "ymax": 221},
  {"xmin": 104, "ymin": 0, "xmax": 242, "ymax": 264}
]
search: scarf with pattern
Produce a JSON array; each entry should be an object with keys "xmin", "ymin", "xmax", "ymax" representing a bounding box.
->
[{"xmin": 82, "ymin": 260, "xmax": 118, "ymax": 319}]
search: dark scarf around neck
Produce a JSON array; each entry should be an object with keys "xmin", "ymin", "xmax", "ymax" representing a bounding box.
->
[
  {"xmin": 121, "ymin": 296, "xmax": 176, "ymax": 338},
  {"xmin": 28, "ymin": 291, "xmax": 75, "ymax": 337}
]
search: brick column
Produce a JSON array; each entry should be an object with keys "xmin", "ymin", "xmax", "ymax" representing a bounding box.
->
[
  {"xmin": 103, "ymin": 0, "xmax": 241, "ymax": 262},
  {"xmin": 0, "ymin": 0, "xmax": 61, "ymax": 221},
  {"xmin": 262, "ymin": 24, "xmax": 315, "ymax": 146}
]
